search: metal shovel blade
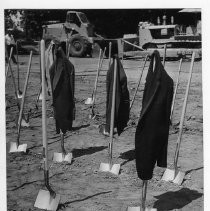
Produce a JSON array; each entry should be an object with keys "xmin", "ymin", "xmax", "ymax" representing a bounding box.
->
[
  {"xmin": 34, "ymin": 189, "xmax": 60, "ymax": 211},
  {"xmin": 161, "ymin": 168, "xmax": 175, "ymax": 182},
  {"xmin": 85, "ymin": 97, "xmax": 93, "ymax": 105},
  {"xmin": 110, "ymin": 164, "xmax": 121, "ymax": 175},
  {"xmin": 127, "ymin": 207, "xmax": 157, "ymax": 211},
  {"xmin": 39, "ymin": 93, "xmax": 43, "ymax": 100},
  {"xmin": 173, "ymin": 171, "xmax": 185, "ymax": 185},
  {"xmin": 99, "ymin": 163, "xmax": 111, "ymax": 172},
  {"xmin": 17, "ymin": 91, "xmax": 23, "ymax": 99},
  {"xmin": 53, "ymin": 152, "xmax": 73, "ymax": 163},
  {"xmin": 89, "ymin": 113, "xmax": 96, "ymax": 120},
  {"xmin": 99, "ymin": 163, "xmax": 120, "ymax": 175},
  {"xmin": 21, "ymin": 118, "xmax": 30, "ymax": 128},
  {"xmin": 9, "ymin": 142, "xmax": 27, "ymax": 153},
  {"xmin": 161, "ymin": 168, "xmax": 185, "ymax": 185}
]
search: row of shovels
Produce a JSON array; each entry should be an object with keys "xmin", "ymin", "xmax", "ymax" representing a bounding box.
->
[
  {"xmin": 6, "ymin": 40, "xmax": 196, "ymax": 210},
  {"xmin": 6, "ymin": 44, "xmax": 33, "ymax": 153},
  {"xmin": 84, "ymin": 42, "xmax": 196, "ymax": 211}
]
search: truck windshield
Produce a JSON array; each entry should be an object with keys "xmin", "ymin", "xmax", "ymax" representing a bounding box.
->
[{"xmin": 78, "ymin": 13, "xmax": 89, "ymax": 23}]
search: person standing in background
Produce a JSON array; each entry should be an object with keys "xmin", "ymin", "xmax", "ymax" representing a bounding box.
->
[{"xmin": 5, "ymin": 29, "xmax": 17, "ymax": 64}]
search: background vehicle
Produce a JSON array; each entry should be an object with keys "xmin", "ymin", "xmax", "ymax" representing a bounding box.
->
[{"xmin": 42, "ymin": 11, "xmax": 98, "ymax": 57}]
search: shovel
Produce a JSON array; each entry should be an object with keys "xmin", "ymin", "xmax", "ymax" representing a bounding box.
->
[
  {"xmin": 85, "ymin": 49, "xmax": 102, "ymax": 106},
  {"xmin": 5, "ymin": 46, "xmax": 13, "ymax": 79},
  {"xmin": 89, "ymin": 47, "xmax": 106, "ymax": 119},
  {"xmin": 127, "ymin": 181, "xmax": 157, "ymax": 211},
  {"xmin": 163, "ymin": 44, "xmax": 167, "ymax": 67},
  {"xmin": 53, "ymin": 130, "xmax": 73, "ymax": 163},
  {"xmin": 129, "ymin": 55, "xmax": 148, "ymax": 111},
  {"xmin": 16, "ymin": 41, "xmax": 23, "ymax": 98},
  {"xmin": 99, "ymin": 58, "xmax": 120, "ymax": 175},
  {"xmin": 170, "ymin": 58, "xmax": 183, "ymax": 122},
  {"xmin": 9, "ymin": 51, "xmax": 33, "ymax": 153},
  {"xmin": 34, "ymin": 40, "xmax": 60, "ymax": 210},
  {"xmin": 161, "ymin": 52, "xmax": 195, "ymax": 185},
  {"xmin": 108, "ymin": 42, "xmax": 112, "ymax": 69},
  {"xmin": 6, "ymin": 48, "xmax": 29, "ymax": 128}
]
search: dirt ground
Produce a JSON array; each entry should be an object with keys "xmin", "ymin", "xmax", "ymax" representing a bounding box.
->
[{"xmin": 6, "ymin": 54, "xmax": 203, "ymax": 211}]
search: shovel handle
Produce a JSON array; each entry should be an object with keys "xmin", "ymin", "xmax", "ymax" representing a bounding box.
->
[
  {"xmin": 174, "ymin": 52, "xmax": 195, "ymax": 168},
  {"xmin": 92, "ymin": 47, "xmax": 106, "ymax": 103},
  {"xmin": 7, "ymin": 47, "xmax": 20, "ymax": 110},
  {"xmin": 121, "ymin": 41, "xmax": 124, "ymax": 64},
  {"xmin": 17, "ymin": 51, "xmax": 33, "ymax": 146},
  {"xmin": 130, "ymin": 55, "xmax": 148, "ymax": 111},
  {"xmin": 5, "ymin": 47, "xmax": 13, "ymax": 79},
  {"xmin": 108, "ymin": 42, "xmax": 112, "ymax": 69},
  {"xmin": 91, "ymin": 49, "xmax": 102, "ymax": 99},
  {"xmin": 109, "ymin": 58, "xmax": 117, "ymax": 166},
  {"xmin": 41, "ymin": 40, "xmax": 49, "ymax": 171},
  {"xmin": 170, "ymin": 58, "xmax": 183, "ymax": 121},
  {"xmin": 16, "ymin": 41, "xmax": 20, "ymax": 91},
  {"xmin": 163, "ymin": 44, "xmax": 167, "ymax": 67}
]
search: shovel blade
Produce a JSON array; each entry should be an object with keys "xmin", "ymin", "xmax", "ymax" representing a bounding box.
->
[
  {"xmin": 127, "ymin": 207, "xmax": 157, "ymax": 211},
  {"xmin": 110, "ymin": 164, "xmax": 121, "ymax": 175},
  {"xmin": 161, "ymin": 168, "xmax": 175, "ymax": 181},
  {"xmin": 21, "ymin": 119, "xmax": 30, "ymax": 127},
  {"xmin": 53, "ymin": 152, "xmax": 72, "ymax": 163},
  {"xmin": 85, "ymin": 97, "xmax": 93, "ymax": 105},
  {"xmin": 173, "ymin": 171, "xmax": 185, "ymax": 185},
  {"xmin": 34, "ymin": 189, "xmax": 60, "ymax": 211},
  {"xmin": 17, "ymin": 93, "xmax": 23, "ymax": 99},
  {"xmin": 9, "ymin": 142, "xmax": 27, "ymax": 153},
  {"xmin": 39, "ymin": 93, "xmax": 43, "ymax": 100},
  {"xmin": 89, "ymin": 114, "xmax": 96, "ymax": 120},
  {"xmin": 99, "ymin": 163, "xmax": 111, "ymax": 172}
]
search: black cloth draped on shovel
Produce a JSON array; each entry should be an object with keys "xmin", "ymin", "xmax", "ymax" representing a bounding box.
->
[
  {"xmin": 105, "ymin": 55, "xmax": 130, "ymax": 135},
  {"xmin": 135, "ymin": 50, "xmax": 174, "ymax": 180},
  {"xmin": 49, "ymin": 47, "xmax": 75, "ymax": 134}
]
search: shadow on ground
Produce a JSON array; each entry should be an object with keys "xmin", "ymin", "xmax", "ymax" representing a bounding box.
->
[
  {"xmin": 119, "ymin": 149, "xmax": 135, "ymax": 166},
  {"xmin": 72, "ymin": 146, "xmax": 107, "ymax": 158},
  {"xmin": 153, "ymin": 188, "xmax": 203, "ymax": 210}
]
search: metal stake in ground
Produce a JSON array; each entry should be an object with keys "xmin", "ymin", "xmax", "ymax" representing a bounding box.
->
[
  {"xmin": 9, "ymin": 51, "xmax": 33, "ymax": 153},
  {"xmin": 34, "ymin": 40, "xmax": 60, "ymax": 210},
  {"xmin": 89, "ymin": 47, "xmax": 107, "ymax": 119},
  {"xmin": 99, "ymin": 58, "xmax": 120, "ymax": 175},
  {"xmin": 170, "ymin": 58, "xmax": 183, "ymax": 122},
  {"xmin": 129, "ymin": 55, "xmax": 148, "ymax": 111},
  {"xmin": 162, "ymin": 52, "xmax": 195, "ymax": 185},
  {"xmin": 16, "ymin": 41, "xmax": 23, "ymax": 98},
  {"xmin": 85, "ymin": 49, "xmax": 102, "ymax": 105}
]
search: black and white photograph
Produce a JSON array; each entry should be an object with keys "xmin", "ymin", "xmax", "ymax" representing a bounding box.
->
[{"xmin": 1, "ymin": 3, "xmax": 208, "ymax": 210}]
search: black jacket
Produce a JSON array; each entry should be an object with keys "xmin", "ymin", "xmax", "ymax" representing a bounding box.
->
[
  {"xmin": 49, "ymin": 48, "xmax": 75, "ymax": 134},
  {"xmin": 135, "ymin": 50, "xmax": 174, "ymax": 180},
  {"xmin": 106, "ymin": 56, "xmax": 130, "ymax": 135}
]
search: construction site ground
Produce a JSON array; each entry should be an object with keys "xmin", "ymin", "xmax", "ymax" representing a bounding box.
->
[{"xmin": 6, "ymin": 54, "xmax": 203, "ymax": 211}]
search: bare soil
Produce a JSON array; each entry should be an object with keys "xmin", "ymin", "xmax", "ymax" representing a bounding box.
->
[{"xmin": 6, "ymin": 55, "xmax": 203, "ymax": 211}]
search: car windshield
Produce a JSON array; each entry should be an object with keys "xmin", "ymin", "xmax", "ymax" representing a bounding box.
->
[{"xmin": 78, "ymin": 13, "xmax": 89, "ymax": 23}]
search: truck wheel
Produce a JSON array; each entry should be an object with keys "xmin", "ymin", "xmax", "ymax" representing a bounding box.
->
[{"xmin": 69, "ymin": 34, "xmax": 88, "ymax": 57}]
